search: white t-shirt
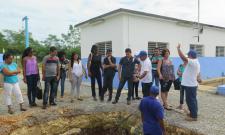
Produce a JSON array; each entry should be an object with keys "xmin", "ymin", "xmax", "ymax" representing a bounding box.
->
[
  {"xmin": 72, "ymin": 61, "xmax": 83, "ymax": 77},
  {"xmin": 181, "ymin": 58, "xmax": 200, "ymax": 87},
  {"xmin": 140, "ymin": 57, "xmax": 152, "ymax": 83}
]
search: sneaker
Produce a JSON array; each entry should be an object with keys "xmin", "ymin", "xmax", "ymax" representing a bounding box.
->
[
  {"xmin": 185, "ymin": 116, "xmax": 197, "ymax": 121},
  {"xmin": 112, "ymin": 100, "xmax": 118, "ymax": 104},
  {"xmin": 127, "ymin": 100, "xmax": 131, "ymax": 105},
  {"xmin": 42, "ymin": 105, "xmax": 47, "ymax": 109}
]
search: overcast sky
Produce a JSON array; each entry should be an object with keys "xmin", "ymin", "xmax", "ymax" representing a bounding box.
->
[{"xmin": 0, "ymin": 0, "xmax": 224, "ymax": 41}]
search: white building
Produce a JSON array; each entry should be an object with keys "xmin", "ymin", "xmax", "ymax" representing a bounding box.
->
[{"xmin": 76, "ymin": 8, "xmax": 225, "ymax": 58}]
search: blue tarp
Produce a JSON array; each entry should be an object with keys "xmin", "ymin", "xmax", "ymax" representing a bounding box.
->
[{"xmin": 82, "ymin": 57, "xmax": 225, "ymax": 89}]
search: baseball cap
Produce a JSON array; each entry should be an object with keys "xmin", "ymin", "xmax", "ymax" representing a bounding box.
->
[
  {"xmin": 150, "ymin": 86, "xmax": 159, "ymax": 94},
  {"xmin": 138, "ymin": 50, "xmax": 147, "ymax": 57},
  {"xmin": 187, "ymin": 50, "xmax": 197, "ymax": 58}
]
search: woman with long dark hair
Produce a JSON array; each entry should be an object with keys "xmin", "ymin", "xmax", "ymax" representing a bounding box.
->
[
  {"xmin": 68, "ymin": 52, "xmax": 87, "ymax": 102},
  {"xmin": 87, "ymin": 45, "xmax": 103, "ymax": 101},
  {"xmin": 22, "ymin": 47, "xmax": 39, "ymax": 107},
  {"xmin": 56, "ymin": 51, "xmax": 69, "ymax": 101},
  {"xmin": 157, "ymin": 48, "xmax": 175, "ymax": 110}
]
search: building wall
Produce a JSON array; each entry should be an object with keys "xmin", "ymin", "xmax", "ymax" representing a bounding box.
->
[
  {"xmin": 125, "ymin": 14, "xmax": 225, "ymax": 57},
  {"xmin": 80, "ymin": 14, "xmax": 125, "ymax": 58}
]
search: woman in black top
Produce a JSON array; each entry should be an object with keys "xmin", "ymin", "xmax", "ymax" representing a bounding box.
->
[{"xmin": 87, "ymin": 45, "xmax": 103, "ymax": 101}]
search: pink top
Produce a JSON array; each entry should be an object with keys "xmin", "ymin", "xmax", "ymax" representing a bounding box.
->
[{"xmin": 25, "ymin": 57, "xmax": 38, "ymax": 76}]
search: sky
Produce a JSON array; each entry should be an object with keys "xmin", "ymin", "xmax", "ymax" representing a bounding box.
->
[{"xmin": 0, "ymin": 0, "xmax": 224, "ymax": 41}]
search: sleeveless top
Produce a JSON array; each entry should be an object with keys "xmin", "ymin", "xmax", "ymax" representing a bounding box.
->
[
  {"xmin": 26, "ymin": 57, "xmax": 38, "ymax": 76},
  {"xmin": 161, "ymin": 58, "xmax": 175, "ymax": 82},
  {"xmin": 72, "ymin": 61, "xmax": 83, "ymax": 77}
]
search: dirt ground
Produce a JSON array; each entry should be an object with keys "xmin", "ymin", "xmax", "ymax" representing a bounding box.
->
[{"xmin": 0, "ymin": 77, "xmax": 225, "ymax": 135}]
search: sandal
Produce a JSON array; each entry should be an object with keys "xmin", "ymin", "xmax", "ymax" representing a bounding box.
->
[
  {"xmin": 20, "ymin": 108, "xmax": 27, "ymax": 111},
  {"xmin": 8, "ymin": 109, "xmax": 14, "ymax": 114}
]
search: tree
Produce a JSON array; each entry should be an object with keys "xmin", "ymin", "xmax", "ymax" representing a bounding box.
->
[
  {"xmin": 42, "ymin": 34, "xmax": 63, "ymax": 48},
  {"xmin": 61, "ymin": 25, "xmax": 80, "ymax": 48}
]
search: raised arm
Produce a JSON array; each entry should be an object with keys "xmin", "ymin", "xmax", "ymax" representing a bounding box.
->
[{"xmin": 177, "ymin": 44, "xmax": 188, "ymax": 63}]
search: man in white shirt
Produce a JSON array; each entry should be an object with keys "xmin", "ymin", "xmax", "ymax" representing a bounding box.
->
[
  {"xmin": 138, "ymin": 51, "xmax": 153, "ymax": 97},
  {"xmin": 177, "ymin": 44, "xmax": 201, "ymax": 121}
]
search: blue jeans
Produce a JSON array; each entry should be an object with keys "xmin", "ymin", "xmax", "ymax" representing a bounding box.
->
[
  {"xmin": 182, "ymin": 85, "xmax": 198, "ymax": 118},
  {"xmin": 43, "ymin": 76, "xmax": 57, "ymax": 105},
  {"xmin": 91, "ymin": 72, "xmax": 102, "ymax": 97},
  {"xmin": 56, "ymin": 71, "xmax": 66, "ymax": 97},
  {"xmin": 26, "ymin": 74, "xmax": 39, "ymax": 105},
  {"xmin": 152, "ymin": 70, "xmax": 159, "ymax": 86},
  {"xmin": 115, "ymin": 76, "xmax": 133, "ymax": 101}
]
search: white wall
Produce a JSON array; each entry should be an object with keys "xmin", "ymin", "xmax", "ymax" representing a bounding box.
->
[
  {"xmin": 79, "ymin": 12, "xmax": 225, "ymax": 58},
  {"xmin": 80, "ymin": 14, "xmax": 124, "ymax": 58},
  {"xmin": 125, "ymin": 14, "xmax": 225, "ymax": 57}
]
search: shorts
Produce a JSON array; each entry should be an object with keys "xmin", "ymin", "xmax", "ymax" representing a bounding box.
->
[{"xmin": 160, "ymin": 80, "xmax": 173, "ymax": 92}]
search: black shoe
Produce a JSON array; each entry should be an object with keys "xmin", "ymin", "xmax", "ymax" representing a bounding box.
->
[
  {"xmin": 50, "ymin": 102, "xmax": 57, "ymax": 106},
  {"xmin": 32, "ymin": 103, "xmax": 37, "ymax": 107},
  {"xmin": 136, "ymin": 97, "xmax": 142, "ymax": 100},
  {"xmin": 127, "ymin": 100, "xmax": 131, "ymax": 105},
  {"xmin": 112, "ymin": 100, "xmax": 118, "ymax": 104},
  {"xmin": 93, "ymin": 97, "xmax": 98, "ymax": 101},
  {"xmin": 42, "ymin": 105, "xmax": 47, "ymax": 109}
]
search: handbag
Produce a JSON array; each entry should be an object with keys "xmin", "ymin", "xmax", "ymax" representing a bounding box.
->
[
  {"xmin": 36, "ymin": 80, "xmax": 43, "ymax": 100},
  {"xmin": 173, "ymin": 78, "xmax": 181, "ymax": 90}
]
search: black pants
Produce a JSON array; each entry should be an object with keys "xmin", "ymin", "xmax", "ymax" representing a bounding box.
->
[
  {"xmin": 180, "ymin": 85, "xmax": 185, "ymax": 104},
  {"xmin": 115, "ymin": 77, "xmax": 133, "ymax": 101},
  {"xmin": 26, "ymin": 74, "xmax": 39, "ymax": 105},
  {"xmin": 142, "ymin": 82, "xmax": 153, "ymax": 97},
  {"xmin": 101, "ymin": 73, "xmax": 115, "ymax": 100},
  {"xmin": 132, "ymin": 81, "xmax": 139, "ymax": 98},
  {"xmin": 43, "ymin": 76, "xmax": 57, "ymax": 105},
  {"xmin": 91, "ymin": 72, "xmax": 102, "ymax": 98}
]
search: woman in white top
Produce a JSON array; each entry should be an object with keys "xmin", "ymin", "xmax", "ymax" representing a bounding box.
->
[{"xmin": 68, "ymin": 52, "xmax": 87, "ymax": 102}]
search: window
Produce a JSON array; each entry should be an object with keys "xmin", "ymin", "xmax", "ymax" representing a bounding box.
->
[
  {"xmin": 148, "ymin": 42, "xmax": 168, "ymax": 57},
  {"xmin": 95, "ymin": 41, "xmax": 112, "ymax": 56},
  {"xmin": 190, "ymin": 44, "xmax": 204, "ymax": 57},
  {"xmin": 216, "ymin": 46, "xmax": 225, "ymax": 57}
]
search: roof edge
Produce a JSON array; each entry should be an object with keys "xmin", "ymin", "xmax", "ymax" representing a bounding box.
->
[{"xmin": 75, "ymin": 8, "xmax": 225, "ymax": 30}]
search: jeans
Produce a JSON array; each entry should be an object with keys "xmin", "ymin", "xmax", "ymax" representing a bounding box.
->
[
  {"xmin": 71, "ymin": 74, "xmax": 83, "ymax": 99},
  {"xmin": 132, "ymin": 81, "xmax": 139, "ymax": 98},
  {"xmin": 115, "ymin": 76, "xmax": 133, "ymax": 101},
  {"xmin": 182, "ymin": 85, "xmax": 198, "ymax": 118},
  {"xmin": 91, "ymin": 72, "xmax": 102, "ymax": 98},
  {"xmin": 43, "ymin": 76, "xmax": 57, "ymax": 105},
  {"xmin": 142, "ymin": 82, "xmax": 153, "ymax": 97},
  {"xmin": 56, "ymin": 71, "xmax": 66, "ymax": 97},
  {"xmin": 101, "ymin": 73, "xmax": 115, "ymax": 100},
  {"xmin": 26, "ymin": 74, "xmax": 39, "ymax": 105},
  {"xmin": 180, "ymin": 86, "xmax": 185, "ymax": 104},
  {"xmin": 152, "ymin": 70, "xmax": 159, "ymax": 86}
]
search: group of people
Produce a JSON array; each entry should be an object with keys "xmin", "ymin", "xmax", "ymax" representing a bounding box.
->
[{"xmin": 0, "ymin": 44, "xmax": 201, "ymax": 135}]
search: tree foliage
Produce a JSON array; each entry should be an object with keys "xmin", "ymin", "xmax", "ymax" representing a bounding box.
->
[{"xmin": 0, "ymin": 25, "xmax": 81, "ymax": 62}]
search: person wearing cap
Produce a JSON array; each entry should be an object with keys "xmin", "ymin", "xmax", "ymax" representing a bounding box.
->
[
  {"xmin": 139, "ymin": 86, "xmax": 165, "ymax": 135},
  {"xmin": 138, "ymin": 51, "xmax": 153, "ymax": 97},
  {"xmin": 100, "ymin": 49, "xmax": 117, "ymax": 102},
  {"xmin": 112, "ymin": 48, "xmax": 140, "ymax": 105},
  {"xmin": 177, "ymin": 44, "xmax": 201, "ymax": 121}
]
